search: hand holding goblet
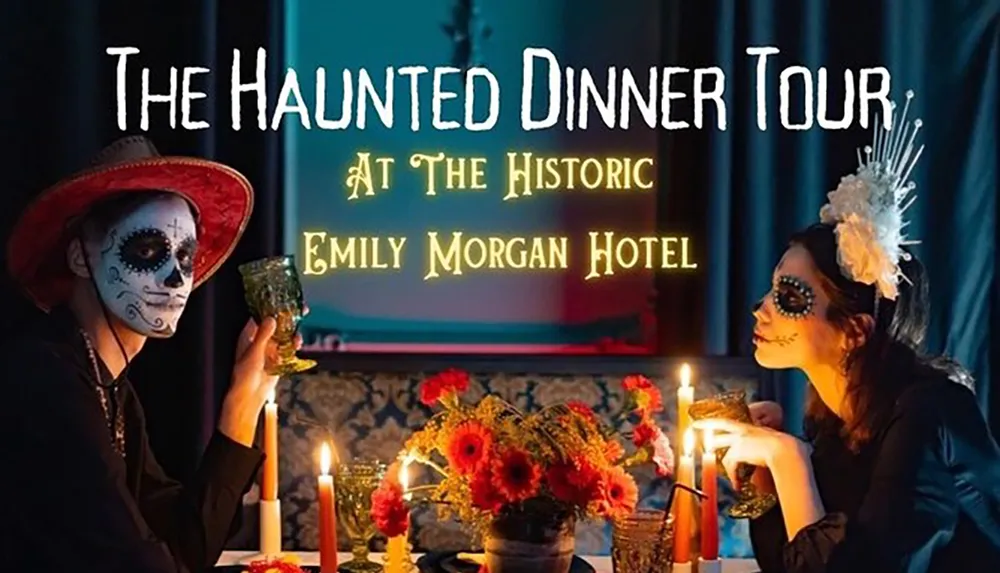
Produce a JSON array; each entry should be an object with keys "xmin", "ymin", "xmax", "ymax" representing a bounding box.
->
[{"xmin": 688, "ymin": 390, "xmax": 778, "ymax": 519}]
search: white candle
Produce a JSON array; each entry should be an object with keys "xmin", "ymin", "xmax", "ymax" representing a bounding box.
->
[
  {"xmin": 677, "ymin": 364, "xmax": 694, "ymax": 461},
  {"xmin": 262, "ymin": 390, "xmax": 278, "ymax": 501}
]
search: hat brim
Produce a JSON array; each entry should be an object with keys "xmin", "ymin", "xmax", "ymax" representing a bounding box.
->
[{"xmin": 6, "ymin": 157, "xmax": 253, "ymax": 311}]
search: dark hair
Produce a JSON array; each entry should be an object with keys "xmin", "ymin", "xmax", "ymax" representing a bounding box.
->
[{"xmin": 790, "ymin": 223, "xmax": 972, "ymax": 451}]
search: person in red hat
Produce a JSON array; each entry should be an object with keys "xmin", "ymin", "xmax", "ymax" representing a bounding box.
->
[{"xmin": 2, "ymin": 136, "xmax": 293, "ymax": 572}]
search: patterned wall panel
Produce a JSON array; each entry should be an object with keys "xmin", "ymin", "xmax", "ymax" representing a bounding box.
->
[{"xmin": 235, "ymin": 367, "xmax": 759, "ymax": 558}]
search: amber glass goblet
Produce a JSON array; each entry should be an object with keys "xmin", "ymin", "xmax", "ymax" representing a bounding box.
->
[
  {"xmin": 335, "ymin": 459, "xmax": 388, "ymax": 572},
  {"xmin": 611, "ymin": 510, "xmax": 674, "ymax": 572},
  {"xmin": 238, "ymin": 255, "xmax": 317, "ymax": 376},
  {"xmin": 688, "ymin": 389, "xmax": 778, "ymax": 519}
]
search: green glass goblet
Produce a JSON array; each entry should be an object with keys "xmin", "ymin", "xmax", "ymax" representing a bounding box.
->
[
  {"xmin": 688, "ymin": 389, "xmax": 778, "ymax": 519},
  {"xmin": 238, "ymin": 255, "xmax": 317, "ymax": 376},
  {"xmin": 335, "ymin": 459, "xmax": 388, "ymax": 572}
]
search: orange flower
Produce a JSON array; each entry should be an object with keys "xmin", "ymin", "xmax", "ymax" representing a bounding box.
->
[
  {"xmin": 445, "ymin": 420, "xmax": 493, "ymax": 474},
  {"xmin": 491, "ymin": 448, "xmax": 542, "ymax": 503},
  {"xmin": 419, "ymin": 368, "xmax": 471, "ymax": 406},
  {"xmin": 599, "ymin": 466, "xmax": 639, "ymax": 520},
  {"xmin": 603, "ymin": 439, "xmax": 625, "ymax": 464},
  {"xmin": 622, "ymin": 374, "xmax": 663, "ymax": 415}
]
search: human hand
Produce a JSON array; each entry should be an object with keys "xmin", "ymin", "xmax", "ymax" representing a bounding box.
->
[
  {"xmin": 749, "ymin": 401, "xmax": 784, "ymax": 430},
  {"xmin": 693, "ymin": 418, "xmax": 810, "ymax": 490},
  {"xmin": 219, "ymin": 311, "xmax": 306, "ymax": 446}
]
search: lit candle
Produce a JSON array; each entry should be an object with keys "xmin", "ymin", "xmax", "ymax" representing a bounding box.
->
[
  {"xmin": 673, "ymin": 428, "xmax": 695, "ymax": 565},
  {"xmin": 677, "ymin": 364, "xmax": 694, "ymax": 452},
  {"xmin": 318, "ymin": 443, "xmax": 338, "ymax": 573},
  {"xmin": 262, "ymin": 390, "xmax": 278, "ymax": 501},
  {"xmin": 700, "ymin": 430, "xmax": 719, "ymax": 561},
  {"xmin": 385, "ymin": 458, "xmax": 411, "ymax": 573}
]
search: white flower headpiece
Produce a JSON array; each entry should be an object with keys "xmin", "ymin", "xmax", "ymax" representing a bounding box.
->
[{"xmin": 819, "ymin": 90, "xmax": 924, "ymax": 301}]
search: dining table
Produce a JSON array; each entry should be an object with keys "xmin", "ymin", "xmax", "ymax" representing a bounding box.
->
[{"xmin": 217, "ymin": 551, "xmax": 760, "ymax": 572}]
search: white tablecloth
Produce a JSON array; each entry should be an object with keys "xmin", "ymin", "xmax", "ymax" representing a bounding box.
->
[{"xmin": 217, "ymin": 551, "xmax": 759, "ymax": 572}]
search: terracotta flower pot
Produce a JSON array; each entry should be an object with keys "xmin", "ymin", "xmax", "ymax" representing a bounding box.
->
[{"xmin": 484, "ymin": 500, "xmax": 576, "ymax": 573}]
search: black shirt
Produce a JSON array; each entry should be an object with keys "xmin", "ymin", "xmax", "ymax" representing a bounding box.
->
[
  {"xmin": 1, "ymin": 308, "xmax": 264, "ymax": 572},
  {"xmin": 749, "ymin": 374, "xmax": 1000, "ymax": 572}
]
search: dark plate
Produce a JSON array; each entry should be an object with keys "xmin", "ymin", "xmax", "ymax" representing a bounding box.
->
[{"xmin": 416, "ymin": 552, "xmax": 595, "ymax": 573}]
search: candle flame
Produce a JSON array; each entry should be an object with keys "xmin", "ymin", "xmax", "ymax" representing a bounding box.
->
[
  {"xmin": 320, "ymin": 442, "xmax": 331, "ymax": 475},
  {"xmin": 680, "ymin": 363, "xmax": 691, "ymax": 388},
  {"xmin": 399, "ymin": 461, "xmax": 409, "ymax": 490},
  {"xmin": 703, "ymin": 429, "xmax": 714, "ymax": 452},
  {"xmin": 683, "ymin": 427, "xmax": 695, "ymax": 456},
  {"xmin": 266, "ymin": 390, "xmax": 276, "ymax": 404}
]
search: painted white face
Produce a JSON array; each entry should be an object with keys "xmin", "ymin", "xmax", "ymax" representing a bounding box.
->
[
  {"xmin": 90, "ymin": 195, "xmax": 198, "ymax": 338},
  {"xmin": 752, "ymin": 245, "xmax": 845, "ymax": 370}
]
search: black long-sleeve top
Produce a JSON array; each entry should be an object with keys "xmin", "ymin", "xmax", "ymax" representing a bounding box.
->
[
  {"xmin": 749, "ymin": 374, "xmax": 1000, "ymax": 572},
  {"xmin": 1, "ymin": 308, "xmax": 263, "ymax": 572}
]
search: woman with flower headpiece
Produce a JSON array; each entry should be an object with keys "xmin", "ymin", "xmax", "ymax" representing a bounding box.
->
[
  {"xmin": 0, "ymin": 136, "xmax": 301, "ymax": 572},
  {"xmin": 693, "ymin": 92, "xmax": 1000, "ymax": 572}
]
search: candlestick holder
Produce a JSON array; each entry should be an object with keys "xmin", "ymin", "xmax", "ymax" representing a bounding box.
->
[
  {"xmin": 237, "ymin": 499, "xmax": 291, "ymax": 564},
  {"xmin": 698, "ymin": 557, "xmax": 722, "ymax": 573},
  {"xmin": 672, "ymin": 561, "xmax": 693, "ymax": 573}
]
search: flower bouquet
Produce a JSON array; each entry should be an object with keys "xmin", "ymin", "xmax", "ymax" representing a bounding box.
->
[{"xmin": 370, "ymin": 369, "xmax": 675, "ymax": 573}]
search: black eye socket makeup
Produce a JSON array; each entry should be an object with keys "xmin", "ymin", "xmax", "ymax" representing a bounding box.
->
[
  {"xmin": 118, "ymin": 228, "xmax": 171, "ymax": 274},
  {"xmin": 772, "ymin": 275, "xmax": 815, "ymax": 318}
]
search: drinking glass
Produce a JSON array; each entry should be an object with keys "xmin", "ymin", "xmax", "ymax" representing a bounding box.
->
[
  {"xmin": 238, "ymin": 255, "xmax": 317, "ymax": 375},
  {"xmin": 611, "ymin": 510, "xmax": 674, "ymax": 573},
  {"xmin": 335, "ymin": 459, "xmax": 388, "ymax": 572},
  {"xmin": 688, "ymin": 389, "xmax": 778, "ymax": 519}
]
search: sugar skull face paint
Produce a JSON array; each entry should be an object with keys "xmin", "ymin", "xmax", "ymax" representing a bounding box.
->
[
  {"xmin": 90, "ymin": 195, "xmax": 198, "ymax": 338},
  {"xmin": 752, "ymin": 245, "xmax": 845, "ymax": 371},
  {"xmin": 772, "ymin": 275, "xmax": 816, "ymax": 319}
]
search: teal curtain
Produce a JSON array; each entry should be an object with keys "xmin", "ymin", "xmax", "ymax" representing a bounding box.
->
[{"xmin": 672, "ymin": 0, "xmax": 1000, "ymax": 433}]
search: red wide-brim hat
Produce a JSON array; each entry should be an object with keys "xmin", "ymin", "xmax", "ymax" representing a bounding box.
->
[{"xmin": 6, "ymin": 136, "xmax": 254, "ymax": 311}]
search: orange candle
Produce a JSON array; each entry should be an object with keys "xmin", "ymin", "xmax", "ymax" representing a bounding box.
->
[
  {"xmin": 700, "ymin": 430, "xmax": 719, "ymax": 561},
  {"xmin": 318, "ymin": 443, "xmax": 338, "ymax": 573},
  {"xmin": 262, "ymin": 391, "xmax": 278, "ymax": 501},
  {"xmin": 673, "ymin": 428, "xmax": 695, "ymax": 564}
]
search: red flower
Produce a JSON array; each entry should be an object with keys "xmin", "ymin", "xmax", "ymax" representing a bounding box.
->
[
  {"xmin": 245, "ymin": 557, "xmax": 306, "ymax": 573},
  {"xmin": 370, "ymin": 480, "xmax": 410, "ymax": 537},
  {"xmin": 419, "ymin": 368, "xmax": 471, "ymax": 406},
  {"xmin": 445, "ymin": 420, "xmax": 493, "ymax": 474},
  {"xmin": 478, "ymin": 566, "xmax": 490, "ymax": 573},
  {"xmin": 491, "ymin": 448, "xmax": 542, "ymax": 503},
  {"xmin": 599, "ymin": 466, "xmax": 639, "ymax": 520},
  {"xmin": 622, "ymin": 374, "xmax": 663, "ymax": 415},
  {"xmin": 546, "ymin": 456, "xmax": 601, "ymax": 505},
  {"xmin": 632, "ymin": 419, "xmax": 658, "ymax": 447},
  {"xmin": 566, "ymin": 401, "xmax": 597, "ymax": 423},
  {"xmin": 470, "ymin": 467, "xmax": 506, "ymax": 514}
]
